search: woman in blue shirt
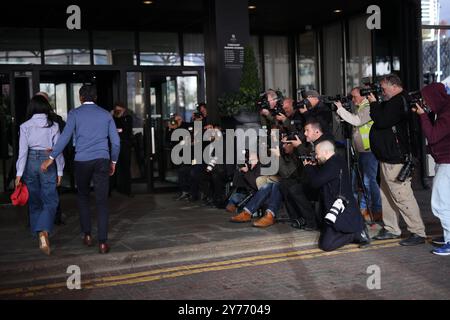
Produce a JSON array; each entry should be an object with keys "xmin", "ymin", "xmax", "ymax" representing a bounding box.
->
[{"xmin": 15, "ymin": 95, "xmax": 65, "ymax": 255}]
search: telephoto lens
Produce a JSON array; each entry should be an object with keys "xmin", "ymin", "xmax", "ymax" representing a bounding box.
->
[
  {"xmin": 206, "ymin": 157, "xmax": 218, "ymax": 173},
  {"xmin": 325, "ymin": 196, "xmax": 348, "ymax": 224}
]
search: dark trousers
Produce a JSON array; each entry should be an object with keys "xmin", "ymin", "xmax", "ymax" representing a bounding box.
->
[
  {"xmin": 318, "ymin": 212, "xmax": 364, "ymax": 252},
  {"xmin": 113, "ymin": 143, "xmax": 131, "ymax": 195},
  {"xmin": 279, "ymin": 179, "xmax": 318, "ymax": 228},
  {"xmin": 75, "ymin": 159, "xmax": 110, "ymax": 243},
  {"xmin": 177, "ymin": 164, "xmax": 191, "ymax": 193},
  {"xmin": 319, "ymin": 226, "xmax": 356, "ymax": 252},
  {"xmin": 190, "ymin": 164, "xmax": 205, "ymax": 200}
]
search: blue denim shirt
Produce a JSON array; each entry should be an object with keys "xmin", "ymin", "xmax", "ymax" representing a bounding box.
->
[{"xmin": 16, "ymin": 114, "xmax": 65, "ymax": 177}]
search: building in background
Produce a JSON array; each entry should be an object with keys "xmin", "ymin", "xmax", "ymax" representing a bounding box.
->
[{"xmin": 0, "ymin": 0, "xmax": 431, "ymax": 194}]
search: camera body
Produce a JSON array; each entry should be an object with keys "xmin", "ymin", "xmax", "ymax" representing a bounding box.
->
[
  {"xmin": 169, "ymin": 113, "xmax": 177, "ymax": 126},
  {"xmin": 323, "ymin": 94, "xmax": 352, "ymax": 112},
  {"xmin": 408, "ymin": 91, "xmax": 432, "ymax": 114},
  {"xmin": 283, "ymin": 129, "xmax": 306, "ymax": 144},
  {"xmin": 192, "ymin": 111, "xmax": 202, "ymax": 120},
  {"xmin": 396, "ymin": 155, "xmax": 415, "ymax": 182},
  {"xmin": 360, "ymin": 83, "xmax": 383, "ymax": 97},
  {"xmin": 256, "ymin": 90, "xmax": 284, "ymax": 114},
  {"xmin": 299, "ymin": 152, "xmax": 316, "ymax": 162},
  {"xmin": 293, "ymin": 98, "xmax": 312, "ymax": 111},
  {"xmin": 237, "ymin": 149, "xmax": 250, "ymax": 169}
]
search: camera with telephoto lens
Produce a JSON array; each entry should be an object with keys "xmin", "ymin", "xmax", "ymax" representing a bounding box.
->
[
  {"xmin": 256, "ymin": 89, "xmax": 284, "ymax": 113},
  {"xmin": 206, "ymin": 156, "xmax": 218, "ymax": 173},
  {"xmin": 325, "ymin": 196, "xmax": 349, "ymax": 224},
  {"xmin": 283, "ymin": 129, "xmax": 306, "ymax": 144},
  {"xmin": 293, "ymin": 98, "xmax": 312, "ymax": 111},
  {"xmin": 408, "ymin": 91, "xmax": 432, "ymax": 114},
  {"xmin": 323, "ymin": 94, "xmax": 352, "ymax": 112},
  {"xmin": 360, "ymin": 83, "xmax": 383, "ymax": 97},
  {"xmin": 396, "ymin": 155, "xmax": 415, "ymax": 182}
]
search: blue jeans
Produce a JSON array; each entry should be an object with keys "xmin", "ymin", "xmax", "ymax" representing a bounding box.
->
[
  {"xmin": 353, "ymin": 152, "xmax": 382, "ymax": 212},
  {"xmin": 23, "ymin": 150, "xmax": 59, "ymax": 235},
  {"xmin": 244, "ymin": 183, "xmax": 282, "ymax": 217},
  {"xmin": 432, "ymin": 164, "xmax": 450, "ymax": 243},
  {"xmin": 228, "ymin": 192, "xmax": 247, "ymax": 206}
]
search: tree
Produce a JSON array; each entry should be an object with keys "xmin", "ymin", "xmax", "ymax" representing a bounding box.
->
[{"xmin": 218, "ymin": 46, "xmax": 262, "ymax": 116}]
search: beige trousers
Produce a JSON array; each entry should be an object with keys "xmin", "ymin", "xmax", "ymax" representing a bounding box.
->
[{"xmin": 379, "ymin": 162, "xmax": 426, "ymax": 237}]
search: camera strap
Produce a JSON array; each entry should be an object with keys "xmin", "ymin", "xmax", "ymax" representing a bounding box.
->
[
  {"xmin": 391, "ymin": 95, "xmax": 413, "ymax": 160},
  {"xmin": 327, "ymin": 169, "xmax": 343, "ymax": 199}
]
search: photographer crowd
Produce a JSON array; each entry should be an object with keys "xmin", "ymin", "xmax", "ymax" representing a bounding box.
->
[{"xmin": 168, "ymin": 74, "xmax": 450, "ymax": 255}]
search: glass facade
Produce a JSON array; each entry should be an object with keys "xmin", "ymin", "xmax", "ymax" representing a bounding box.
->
[
  {"xmin": 183, "ymin": 34, "xmax": 205, "ymax": 66},
  {"xmin": 93, "ymin": 31, "xmax": 136, "ymax": 65},
  {"xmin": 44, "ymin": 29, "xmax": 90, "ymax": 65},
  {"xmin": 298, "ymin": 31, "xmax": 317, "ymax": 92},
  {"xmin": 263, "ymin": 36, "xmax": 291, "ymax": 97},
  {"xmin": 422, "ymin": 0, "xmax": 450, "ymax": 92},
  {"xmin": 347, "ymin": 16, "xmax": 373, "ymax": 91},
  {"xmin": 322, "ymin": 23, "xmax": 343, "ymax": 95},
  {"xmin": 140, "ymin": 32, "xmax": 180, "ymax": 66},
  {"xmin": 0, "ymin": 28, "xmax": 41, "ymax": 64}
]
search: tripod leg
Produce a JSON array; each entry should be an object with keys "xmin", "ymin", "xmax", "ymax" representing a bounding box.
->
[{"xmin": 355, "ymin": 158, "xmax": 375, "ymax": 224}]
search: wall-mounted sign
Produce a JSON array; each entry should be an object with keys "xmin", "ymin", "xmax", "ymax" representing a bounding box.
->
[{"xmin": 224, "ymin": 34, "xmax": 244, "ymax": 69}]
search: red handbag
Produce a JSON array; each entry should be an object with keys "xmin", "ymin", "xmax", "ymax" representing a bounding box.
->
[{"xmin": 10, "ymin": 182, "xmax": 29, "ymax": 206}]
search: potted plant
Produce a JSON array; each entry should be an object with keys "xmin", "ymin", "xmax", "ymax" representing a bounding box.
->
[{"xmin": 218, "ymin": 46, "xmax": 262, "ymax": 127}]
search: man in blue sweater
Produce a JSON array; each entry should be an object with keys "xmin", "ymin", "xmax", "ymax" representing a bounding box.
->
[{"xmin": 41, "ymin": 85, "xmax": 120, "ymax": 254}]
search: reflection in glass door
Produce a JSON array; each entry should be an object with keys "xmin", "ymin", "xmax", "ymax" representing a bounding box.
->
[
  {"xmin": 148, "ymin": 74, "xmax": 199, "ymax": 191},
  {"xmin": 126, "ymin": 71, "xmax": 200, "ymax": 193}
]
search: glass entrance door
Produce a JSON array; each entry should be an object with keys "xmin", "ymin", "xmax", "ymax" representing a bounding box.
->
[
  {"xmin": 146, "ymin": 73, "xmax": 200, "ymax": 192},
  {"xmin": 126, "ymin": 70, "xmax": 201, "ymax": 193}
]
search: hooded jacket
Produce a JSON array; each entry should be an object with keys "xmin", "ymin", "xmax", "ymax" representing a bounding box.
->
[{"xmin": 420, "ymin": 82, "xmax": 450, "ymax": 164}]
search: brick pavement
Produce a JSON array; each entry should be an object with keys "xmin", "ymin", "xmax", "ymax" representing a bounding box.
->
[{"xmin": 0, "ymin": 187, "xmax": 448, "ymax": 300}]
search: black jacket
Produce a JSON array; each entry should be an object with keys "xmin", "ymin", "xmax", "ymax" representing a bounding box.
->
[
  {"xmin": 304, "ymin": 155, "xmax": 363, "ymax": 233},
  {"xmin": 369, "ymin": 91, "xmax": 411, "ymax": 164},
  {"xmin": 232, "ymin": 163, "xmax": 261, "ymax": 192},
  {"xmin": 114, "ymin": 114, "xmax": 134, "ymax": 145}
]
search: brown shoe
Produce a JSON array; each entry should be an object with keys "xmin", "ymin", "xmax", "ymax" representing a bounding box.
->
[
  {"xmin": 99, "ymin": 243, "xmax": 110, "ymax": 254},
  {"xmin": 83, "ymin": 234, "xmax": 93, "ymax": 247},
  {"xmin": 253, "ymin": 212, "xmax": 275, "ymax": 228},
  {"xmin": 360, "ymin": 209, "xmax": 371, "ymax": 222},
  {"xmin": 38, "ymin": 231, "xmax": 51, "ymax": 255},
  {"xmin": 230, "ymin": 211, "xmax": 252, "ymax": 223},
  {"xmin": 225, "ymin": 203, "xmax": 237, "ymax": 213}
]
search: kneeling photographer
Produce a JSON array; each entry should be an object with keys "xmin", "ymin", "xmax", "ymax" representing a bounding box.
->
[
  {"xmin": 334, "ymin": 87, "xmax": 382, "ymax": 222},
  {"xmin": 368, "ymin": 74, "xmax": 426, "ymax": 245},
  {"xmin": 303, "ymin": 141, "xmax": 370, "ymax": 252}
]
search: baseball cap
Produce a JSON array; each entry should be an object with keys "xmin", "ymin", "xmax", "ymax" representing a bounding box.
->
[{"xmin": 304, "ymin": 90, "xmax": 320, "ymax": 98}]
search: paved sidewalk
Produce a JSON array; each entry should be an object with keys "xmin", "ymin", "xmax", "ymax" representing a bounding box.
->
[{"xmin": 0, "ymin": 188, "xmax": 443, "ymax": 289}]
